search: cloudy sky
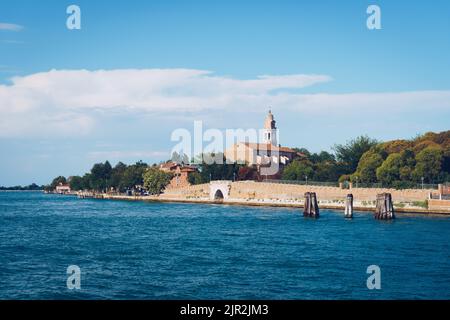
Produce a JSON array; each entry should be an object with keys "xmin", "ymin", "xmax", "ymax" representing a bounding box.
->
[{"xmin": 1, "ymin": 0, "xmax": 450, "ymax": 185}]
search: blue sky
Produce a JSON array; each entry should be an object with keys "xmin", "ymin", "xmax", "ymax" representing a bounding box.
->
[{"xmin": 1, "ymin": 0, "xmax": 450, "ymax": 185}]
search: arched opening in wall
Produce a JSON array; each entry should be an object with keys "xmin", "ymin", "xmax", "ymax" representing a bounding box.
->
[{"xmin": 214, "ymin": 189, "xmax": 224, "ymax": 201}]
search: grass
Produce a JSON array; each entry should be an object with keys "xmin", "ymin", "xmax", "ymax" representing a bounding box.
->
[{"xmin": 412, "ymin": 200, "xmax": 428, "ymax": 209}]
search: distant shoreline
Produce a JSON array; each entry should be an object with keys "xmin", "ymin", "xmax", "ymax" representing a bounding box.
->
[
  {"xmin": 0, "ymin": 189, "xmax": 43, "ymax": 192},
  {"xmin": 82, "ymin": 193, "xmax": 450, "ymax": 217}
]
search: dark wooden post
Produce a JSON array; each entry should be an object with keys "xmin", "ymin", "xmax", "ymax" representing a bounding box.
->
[
  {"xmin": 345, "ymin": 194, "xmax": 353, "ymax": 218},
  {"xmin": 304, "ymin": 192, "xmax": 319, "ymax": 218},
  {"xmin": 303, "ymin": 192, "xmax": 311, "ymax": 217},
  {"xmin": 311, "ymin": 192, "xmax": 319, "ymax": 218},
  {"xmin": 374, "ymin": 193, "xmax": 395, "ymax": 220}
]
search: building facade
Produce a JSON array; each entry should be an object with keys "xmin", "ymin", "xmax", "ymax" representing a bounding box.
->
[
  {"xmin": 55, "ymin": 183, "xmax": 71, "ymax": 194},
  {"xmin": 225, "ymin": 111, "xmax": 302, "ymax": 175},
  {"xmin": 159, "ymin": 162, "xmax": 197, "ymax": 189}
]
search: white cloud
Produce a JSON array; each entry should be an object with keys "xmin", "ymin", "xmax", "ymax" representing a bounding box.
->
[
  {"xmin": 0, "ymin": 23, "xmax": 24, "ymax": 31},
  {"xmin": 273, "ymin": 91, "xmax": 450, "ymax": 114},
  {"xmin": 2, "ymin": 69, "xmax": 331, "ymax": 111},
  {"xmin": 0, "ymin": 68, "xmax": 449, "ymax": 138},
  {"xmin": 87, "ymin": 150, "xmax": 169, "ymax": 160}
]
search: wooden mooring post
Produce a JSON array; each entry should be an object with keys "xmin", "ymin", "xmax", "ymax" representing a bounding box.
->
[
  {"xmin": 303, "ymin": 192, "xmax": 319, "ymax": 218},
  {"xmin": 345, "ymin": 194, "xmax": 353, "ymax": 218},
  {"xmin": 374, "ymin": 193, "xmax": 395, "ymax": 220}
]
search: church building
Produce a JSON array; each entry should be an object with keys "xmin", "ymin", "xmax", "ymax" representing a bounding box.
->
[{"xmin": 225, "ymin": 111, "xmax": 303, "ymax": 175}]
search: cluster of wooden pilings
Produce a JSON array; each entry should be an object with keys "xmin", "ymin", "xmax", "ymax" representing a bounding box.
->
[
  {"xmin": 303, "ymin": 192, "xmax": 319, "ymax": 218},
  {"xmin": 374, "ymin": 193, "xmax": 395, "ymax": 220},
  {"xmin": 302, "ymin": 192, "xmax": 395, "ymax": 220}
]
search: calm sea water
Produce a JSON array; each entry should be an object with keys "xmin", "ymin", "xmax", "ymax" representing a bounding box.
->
[{"xmin": 0, "ymin": 191, "xmax": 449, "ymax": 300}]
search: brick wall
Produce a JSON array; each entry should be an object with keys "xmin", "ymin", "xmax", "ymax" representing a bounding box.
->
[
  {"xmin": 428, "ymin": 199, "xmax": 450, "ymax": 212},
  {"xmin": 229, "ymin": 181, "xmax": 431, "ymax": 202},
  {"xmin": 163, "ymin": 183, "xmax": 210, "ymax": 199},
  {"xmin": 163, "ymin": 181, "xmax": 432, "ymax": 203}
]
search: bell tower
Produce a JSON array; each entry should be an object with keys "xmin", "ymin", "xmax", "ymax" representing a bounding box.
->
[{"xmin": 262, "ymin": 110, "xmax": 277, "ymax": 145}]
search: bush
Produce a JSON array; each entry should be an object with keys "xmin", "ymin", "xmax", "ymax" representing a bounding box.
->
[
  {"xmin": 412, "ymin": 200, "xmax": 428, "ymax": 209},
  {"xmin": 143, "ymin": 167, "xmax": 173, "ymax": 195}
]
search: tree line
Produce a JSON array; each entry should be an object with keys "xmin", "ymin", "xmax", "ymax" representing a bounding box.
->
[
  {"xmin": 45, "ymin": 161, "xmax": 150, "ymax": 193},
  {"xmin": 281, "ymin": 136, "xmax": 378, "ymax": 183},
  {"xmin": 281, "ymin": 131, "xmax": 450, "ymax": 187},
  {"xmin": 0, "ymin": 183, "xmax": 44, "ymax": 191},
  {"xmin": 46, "ymin": 152, "xmax": 247, "ymax": 194},
  {"xmin": 46, "ymin": 130, "xmax": 450, "ymax": 193}
]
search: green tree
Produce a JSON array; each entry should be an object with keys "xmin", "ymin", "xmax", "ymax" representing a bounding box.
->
[
  {"xmin": 89, "ymin": 161, "xmax": 113, "ymax": 191},
  {"xmin": 69, "ymin": 176, "xmax": 84, "ymax": 191},
  {"xmin": 376, "ymin": 153, "xmax": 403, "ymax": 186},
  {"xmin": 352, "ymin": 149, "xmax": 384, "ymax": 183},
  {"xmin": 310, "ymin": 151, "xmax": 335, "ymax": 163},
  {"xmin": 195, "ymin": 153, "xmax": 242, "ymax": 182},
  {"xmin": 188, "ymin": 171, "xmax": 204, "ymax": 185},
  {"xmin": 27, "ymin": 183, "xmax": 42, "ymax": 190},
  {"xmin": 312, "ymin": 160, "xmax": 341, "ymax": 181},
  {"xmin": 412, "ymin": 146, "xmax": 443, "ymax": 183},
  {"xmin": 398, "ymin": 149, "xmax": 416, "ymax": 181},
  {"xmin": 50, "ymin": 176, "xmax": 67, "ymax": 189},
  {"xmin": 306, "ymin": 151, "xmax": 342, "ymax": 181},
  {"xmin": 143, "ymin": 167, "xmax": 173, "ymax": 195},
  {"xmin": 399, "ymin": 166, "xmax": 413, "ymax": 181},
  {"xmin": 109, "ymin": 162, "xmax": 127, "ymax": 191},
  {"xmin": 282, "ymin": 160, "xmax": 313, "ymax": 181},
  {"xmin": 442, "ymin": 147, "xmax": 450, "ymax": 174},
  {"xmin": 118, "ymin": 161, "xmax": 148, "ymax": 191},
  {"xmin": 81, "ymin": 173, "xmax": 92, "ymax": 190},
  {"xmin": 333, "ymin": 136, "xmax": 378, "ymax": 173}
]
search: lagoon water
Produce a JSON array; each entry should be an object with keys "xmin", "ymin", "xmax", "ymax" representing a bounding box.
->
[{"xmin": 1, "ymin": 191, "xmax": 449, "ymax": 299}]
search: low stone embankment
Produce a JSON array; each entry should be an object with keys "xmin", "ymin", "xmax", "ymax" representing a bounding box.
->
[{"xmin": 96, "ymin": 181, "xmax": 450, "ymax": 215}]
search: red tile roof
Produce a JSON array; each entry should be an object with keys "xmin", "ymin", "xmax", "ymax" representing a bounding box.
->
[{"xmin": 243, "ymin": 142, "xmax": 304, "ymax": 155}]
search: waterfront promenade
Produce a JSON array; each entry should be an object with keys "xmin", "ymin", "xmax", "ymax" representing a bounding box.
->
[{"xmin": 85, "ymin": 181, "xmax": 450, "ymax": 216}]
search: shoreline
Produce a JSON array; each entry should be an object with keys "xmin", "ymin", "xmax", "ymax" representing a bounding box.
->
[
  {"xmin": 88, "ymin": 193, "xmax": 450, "ymax": 216},
  {"xmin": 0, "ymin": 190, "xmax": 44, "ymax": 192}
]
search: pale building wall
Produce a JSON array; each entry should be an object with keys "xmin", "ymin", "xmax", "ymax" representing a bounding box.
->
[
  {"xmin": 162, "ymin": 183, "xmax": 210, "ymax": 199},
  {"xmin": 428, "ymin": 199, "xmax": 450, "ymax": 212},
  {"xmin": 166, "ymin": 171, "xmax": 191, "ymax": 189},
  {"xmin": 164, "ymin": 181, "xmax": 432, "ymax": 203},
  {"xmin": 225, "ymin": 143, "xmax": 255, "ymax": 165},
  {"xmin": 229, "ymin": 181, "xmax": 431, "ymax": 202}
]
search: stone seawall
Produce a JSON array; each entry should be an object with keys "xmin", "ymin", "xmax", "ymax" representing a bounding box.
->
[
  {"xmin": 162, "ymin": 183, "xmax": 210, "ymax": 199},
  {"xmin": 98, "ymin": 181, "xmax": 449, "ymax": 215},
  {"xmin": 429, "ymin": 199, "xmax": 450, "ymax": 212},
  {"xmin": 228, "ymin": 181, "xmax": 431, "ymax": 202},
  {"xmin": 162, "ymin": 181, "xmax": 432, "ymax": 203}
]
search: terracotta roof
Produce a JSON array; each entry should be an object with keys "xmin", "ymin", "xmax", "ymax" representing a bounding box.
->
[
  {"xmin": 242, "ymin": 142, "xmax": 300, "ymax": 154},
  {"xmin": 160, "ymin": 162, "xmax": 178, "ymax": 169},
  {"xmin": 160, "ymin": 162, "xmax": 197, "ymax": 172},
  {"xmin": 180, "ymin": 166, "xmax": 197, "ymax": 172}
]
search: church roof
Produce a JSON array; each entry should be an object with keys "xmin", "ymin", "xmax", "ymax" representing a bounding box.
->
[{"xmin": 242, "ymin": 142, "xmax": 303, "ymax": 155}]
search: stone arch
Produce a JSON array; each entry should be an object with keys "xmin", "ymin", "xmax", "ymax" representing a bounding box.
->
[
  {"xmin": 209, "ymin": 181, "xmax": 231, "ymax": 201},
  {"xmin": 214, "ymin": 189, "xmax": 224, "ymax": 201}
]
